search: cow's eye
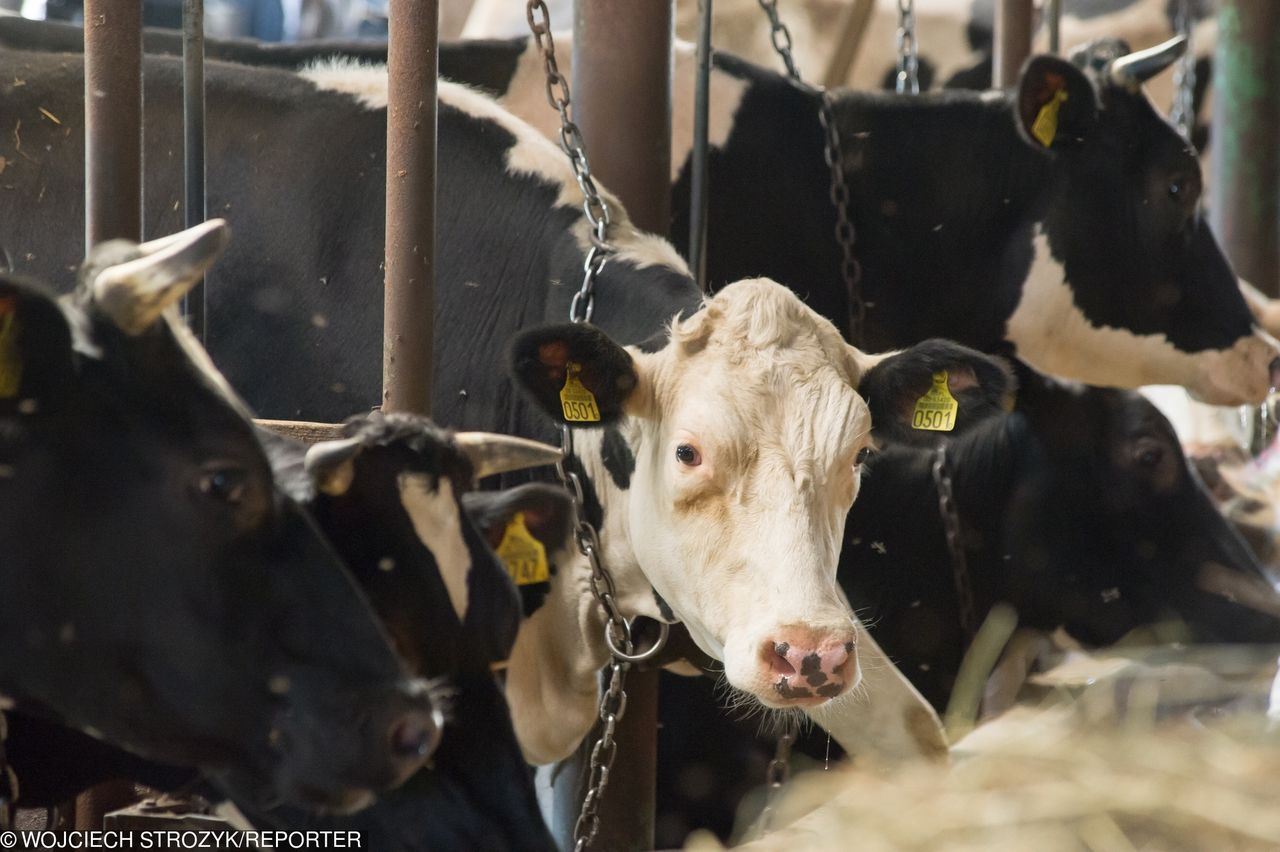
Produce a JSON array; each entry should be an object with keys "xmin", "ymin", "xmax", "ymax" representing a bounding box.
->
[
  {"xmin": 199, "ymin": 464, "xmax": 248, "ymax": 504},
  {"xmin": 856, "ymin": 447, "xmax": 873, "ymax": 466},
  {"xmin": 675, "ymin": 444, "xmax": 701, "ymax": 466},
  {"xmin": 1132, "ymin": 440, "xmax": 1164, "ymax": 469}
]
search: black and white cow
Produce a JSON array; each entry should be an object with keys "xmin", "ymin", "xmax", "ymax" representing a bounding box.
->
[
  {"xmin": 5, "ymin": 413, "xmax": 568, "ymax": 849},
  {"xmin": 9, "ymin": 20, "xmax": 1263, "ymax": 404},
  {"xmin": 0, "ymin": 49, "xmax": 1010, "ymax": 758},
  {"xmin": 845, "ymin": 365, "xmax": 1280, "ymax": 711},
  {"xmin": 0, "ymin": 221, "xmax": 440, "ymax": 814}
]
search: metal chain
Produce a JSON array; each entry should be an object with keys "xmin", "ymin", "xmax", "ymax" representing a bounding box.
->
[
  {"xmin": 1170, "ymin": 0, "xmax": 1196, "ymax": 142},
  {"xmin": 755, "ymin": 0, "xmax": 866, "ymax": 345},
  {"xmin": 932, "ymin": 445, "xmax": 977, "ymax": 643},
  {"xmin": 755, "ymin": 732, "xmax": 794, "ymax": 836},
  {"xmin": 525, "ymin": 2, "xmax": 669, "ymax": 847},
  {"xmin": 755, "ymin": 0, "xmax": 800, "ymax": 80},
  {"xmin": 895, "ymin": 0, "xmax": 920, "ymax": 95},
  {"xmin": 525, "ymin": 0, "xmax": 612, "ymax": 324}
]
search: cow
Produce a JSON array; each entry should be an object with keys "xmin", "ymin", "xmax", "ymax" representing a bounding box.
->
[
  {"xmin": 0, "ymin": 48, "xmax": 1012, "ymax": 760},
  {"xmin": 0, "ymin": 220, "xmax": 442, "ymax": 814},
  {"xmin": 7, "ymin": 21, "xmax": 1265, "ymax": 404},
  {"xmin": 5, "ymin": 412, "xmax": 569, "ymax": 850},
  {"xmin": 844, "ymin": 363, "xmax": 1280, "ymax": 711}
]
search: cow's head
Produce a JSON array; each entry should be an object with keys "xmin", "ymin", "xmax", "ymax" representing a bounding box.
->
[
  {"xmin": 261, "ymin": 414, "xmax": 565, "ymax": 848},
  {"xmin": 511, "ymin": 278, "xmax": 1008, "ymax": 711},
  {"xmin": 1001, "ymin": 373, "xmax": 1280, "ymax": 647},
  {"xmin": 0, "ymin": 221, "xmax": 440, "ymax": 813},
  {"xmin": 1005, "ymin": 36, "xmax": 1280, "ymax": 405}
]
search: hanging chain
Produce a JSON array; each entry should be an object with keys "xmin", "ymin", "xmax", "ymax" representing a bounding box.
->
[
  {"xmin": 0, "ymin": 711, "xmax": 14, "ymax": 831},
  {"xmin": 525, "ymin": 2, "xmax": 669, "ymax": 847},
  {"xmin": 755, "ymin": 0, "xmax": 800, "ymax": 79},
  {"xmin": 754, "ymin": 731, "xmax": 794, "ymax": 837},
  {"xmin": 895, "ymin": 0, "xmax": 920, "ymax": 95},
  {"xmin": 932, "ymin": 445, "xmax": 977, "ymax": 644},
  {"xmin": 756, "ymin": 0, "xmax": 866, "ymax": 345},
  {"xmin": 526, "ymin": 0, "xmax": 611, "ymax": 324},
  {"xmin": 1169, "ymin": 0, "xmax": 1196, "ymax": 143}
]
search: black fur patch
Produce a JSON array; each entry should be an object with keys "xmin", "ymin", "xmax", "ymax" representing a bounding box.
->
[
  {"xmin": 601, "ymin": 427, "xmax": 635, "ymax": 490},
  {"xmin": 508, "ymin": 323, "xmax": 637, "ymax": 425},
  {"xmin": 652, "ymin": 587, "xmax": 676, "ymax": 623}
]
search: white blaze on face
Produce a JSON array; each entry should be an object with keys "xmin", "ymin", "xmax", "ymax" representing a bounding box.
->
[
  {"xmin": 397, "ymin": 473, "xmax": 471, "ymax": 622},
  {"xmin": 1007, "ymin": 227, "xmax": 1278, "ymax": 406}
]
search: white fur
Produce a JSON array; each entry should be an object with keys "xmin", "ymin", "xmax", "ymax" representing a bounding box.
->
[
  {"xmin": 398, "ymin": 473, "xmax": 471, "ymax": 622},
  {"xmin": 1007, "ymin": 228, "xmax": 1279, "ymax": 406}
]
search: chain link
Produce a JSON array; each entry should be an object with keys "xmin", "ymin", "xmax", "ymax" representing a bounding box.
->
[
  {"xmin": 525, "ymin": 0, "xmax": 611, "ymax": 324},
  {"xmin": 754, "ymin": 732, "xmax": 794, "ymax": 836},
  {"xmin": 1169, "ymin": 0, "xmax": 1196, "ymax": 143},
  {"xmin": 755, "ymin": 0, "xmax": 866, "ymax": 346},
  {"xmin": 895, "ymin": 0, "xmax": 920, "ymax": 95},
  {"xmin": 524, "ymin": 2, "xmax": 670, "ymax": 846},
  {"xmin": 932, "ymin": 445, "xmax": 977, "ymax": 643},
  {"xmin": 755, "ymin": 0, "xmax": 800, "ymax": 80}
]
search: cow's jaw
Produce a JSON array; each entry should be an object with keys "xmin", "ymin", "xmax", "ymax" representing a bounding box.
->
[{"xmin": 1007, "ymin": 226, "xmax": 1280, "ymax": 405}]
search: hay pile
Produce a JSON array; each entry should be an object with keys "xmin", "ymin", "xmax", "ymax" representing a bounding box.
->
[{"xmin": 688, "ymin": 646, "xmax": 1280, "ymax": 851}]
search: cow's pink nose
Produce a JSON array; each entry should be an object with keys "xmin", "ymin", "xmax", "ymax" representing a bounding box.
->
[{"xmin": 762, "ymin": 629, "xmax": 856, "ymax": 703}]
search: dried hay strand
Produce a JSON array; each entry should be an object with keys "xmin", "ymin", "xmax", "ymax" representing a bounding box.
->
[{"xmin": 688, "ymin": 645, "xmax": 1280, "ymax": 851}]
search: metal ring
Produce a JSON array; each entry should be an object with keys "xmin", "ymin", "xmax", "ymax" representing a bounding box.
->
[{"xmin": 605, "ymin": 618, "xmax": 670, "ymax": 663}]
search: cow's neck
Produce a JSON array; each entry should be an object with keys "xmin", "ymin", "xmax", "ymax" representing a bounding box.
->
[{"xmin": 837, "ymin": 90, "xmax": 1057, "ymax": 351}]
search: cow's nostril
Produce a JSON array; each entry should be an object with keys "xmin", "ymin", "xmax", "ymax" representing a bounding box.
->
[
  {"xmin": 765, "ymin": 640, "xmax": 797, "ymax": 677},
  {"xmin": 390, "ymin": 712, "xmax": 440, "ymax": 760}
]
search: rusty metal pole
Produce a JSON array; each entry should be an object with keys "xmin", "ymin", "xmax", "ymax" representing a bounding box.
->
[
  {"xmin": 552, "ymin": 3, "xmax": 672, "ymax": 850},
  {"xmin": 690, "ymin": 0, "xmax": 712, "ymax": 291},
  {"xmin": 1210, "ymin": 0, "xmax": 1280, "ymax": 297},
  {"xmin": 83, "ymin": 0, "xmax": 143, "ymax": 247},
  {"xmin": 993, "ymin": 0, "xmax": 1034, "ymax": 89},
  {"xmin": 182, "ymin": 0, "xmax": 207, "ymax": 339},
  {"xmin": 383, "ymin": 0, "xmax": 439, "ymax": 415}
]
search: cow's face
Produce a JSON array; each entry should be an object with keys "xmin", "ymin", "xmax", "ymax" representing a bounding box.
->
[
  {"xmin": 512, "ymin": 278, "xmax": 1010, "ymax": 711},
  {"xmin": 0, "ymin": 222, "xmax": 439, "ymax": 813},
  {"xmin": 1006, "ymin": 39, "xmax": 1280, "ymax": 405},
  {"xmin": 1005, "ymin": 381, "xmax": 1280, "ymax": 646}
]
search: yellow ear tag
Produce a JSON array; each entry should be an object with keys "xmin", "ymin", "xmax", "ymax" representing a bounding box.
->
[
  {"xmin": 495, "ymin": 512, "xmax": 550, "ymax": 586},
  {"xmin": 559, "ymin": 362, "xmax": 601, "ymax": 423},
  {"xmin": 912, "ymin": 370, "xmax": 959, "ymax": 432},
  {"xmin": 0, "ymin": 298, "xmax": 21, "ymax": 399},
  {"xmin": 1031, "ymin": 89, "xmax": 1069, "ymax": 148}
]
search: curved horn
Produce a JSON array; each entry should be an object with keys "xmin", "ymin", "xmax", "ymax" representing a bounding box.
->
[
  {"xmin": 304, "ymin": 436, "xmax": 365, "ymax": 496},
  {"xmin": 1108, "ymin": 35, "xmax": 1187, "ymax": 88},
  {"xmin": 454, "ymin": 432, "xmax": 563, "ymax": 479},
  {"xmin": 91, "ymin": 219, "xmax": 230, "ymax": 335}
]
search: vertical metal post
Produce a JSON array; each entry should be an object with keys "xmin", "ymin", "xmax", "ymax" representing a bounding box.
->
[
  {"xmin": 1045, "ymin": 0, "xmax": 1061, "ymax": 55},
  {"xmin": 993, "ymin": 0, "xmax": 1034, "ymax": 89},
  {"xmin": 555, "ymin": 3, "xmax": 673, "ymax": 849},
  {"xmin": 79, "ymin": 0, "xmax": 143, "ymax": 827},
  {"xmin": 383, "ymin": 0, "xmax": 438, "ymax": 415},
  {"xmin": 571, "ymin": 0, "xmax": 672, "ymax": 235},
  {"xmin": 1210, "ymin": 0, "xmax": 1280, "ymax": 297},
  {"xmin": 689, "ymin": 0, "xmax": 712, "ymax": 292},
  {"xmin": 182, "ymin": 0, "xmax": 207, "ymax": 339},
  {"xmin": 83, "ymin": 0, "xmax": 143, "ymax": 247}
]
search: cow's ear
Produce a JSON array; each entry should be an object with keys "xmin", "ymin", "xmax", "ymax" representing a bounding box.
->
[
  {"xmin": 509, "ymin": 323, "xmax": 641, "ymax": 426},
  {"xmin": 857, "ymin": 339, "xmax": 1014, "ymax": 447},
  {"xmin": 1015, "ymin": 55, "xmax": 1098, "ymax": 151},
  {"xmin": 0, "ymin": 279, "xmax": 76, "ymax": 413},
  {"xmin": 461, "ymin": 485, "xmax": 575, "ymax": 666},
  {"xmin": 463, "ymin": 483, "xmax": 574, "ymax": 558}
]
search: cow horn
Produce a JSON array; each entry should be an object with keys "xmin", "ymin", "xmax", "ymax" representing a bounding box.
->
[
  {"xmin": 304, "ymin": 436, "xmax": 365, "ymax": 496},
  {"xmin": 1108, "ymin": 35, "xmax": 1187, "ymax": 88},
  {"xmin": 454, "ymin": 432, "xmax": 563, "ymax": 479},
  {"xmin": 91, "ymin": 219, "xmax": 230, "ymax": 335}
]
